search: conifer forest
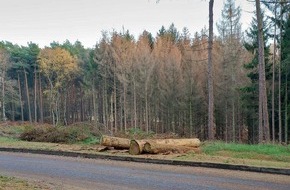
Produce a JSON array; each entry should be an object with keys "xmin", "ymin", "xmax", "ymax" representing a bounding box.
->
[{"xmin": 0, "ymin": 0, "xmax": 289, "ymax": 144}]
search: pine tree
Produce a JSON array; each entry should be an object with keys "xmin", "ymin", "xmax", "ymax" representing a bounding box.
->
[
  {"xmin": 216, "ymin": 0, "xmax": 243, "ymax": 142},
  {"xmin": 217, "ymin": 0, "xmax": 242, "ymax": 40},
  {"xmin": 242, "ymin": 12, "xmax": 271, "ymax": 143}
]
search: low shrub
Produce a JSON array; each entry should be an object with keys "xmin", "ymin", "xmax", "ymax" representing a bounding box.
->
[{"xmin": 20, "ymin": 124, "xmax": 99, "ymax": 144}]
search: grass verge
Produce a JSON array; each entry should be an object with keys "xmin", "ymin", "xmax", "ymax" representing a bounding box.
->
[
  {"xmin": 175, "ymin": 141, "xmax": 290, "ymax": 168},
  {"xmin": 0, "ymin": 175, "xmax": 50, "ymax": 190}
]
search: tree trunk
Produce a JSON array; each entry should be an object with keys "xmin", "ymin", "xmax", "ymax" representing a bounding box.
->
[
  {"xmin": 189, "ymin": 92, "xmax": 193, "ymax": 138},
  {"xmin": 114, "ymin": 71, "xmax": 117, "ymax": 133},
  {"xmin": 104, "ymin": 76, "xmax": 109, "ymax": 132},
  {"xmin": 18, "ymin": 73, "xmax": 24, "ymax": 122},
  {"xmin": 143, "ymin": 142, "xmax": 200, "ymax": 154},
  {"xmin": 2, "ymin": 70, "xmax": 6, "ymax": 121},
  {"xmin": 145, "ymin": 86, "xmax": 149, "ymax": 134},
  {"xmin": 102, "ymin": 83, "xmax": 107, "ymax": 132},
  {"xmin": 146, "ymin": 138, "xmax": 201, "ymax": 147},
  {"xmin": 123, "ymin": 85, "xmax": 127, "ymax": 131},
  {"xmin": 100, "ymin": 135, "xmax": 131, "ymax": 149},
  {"xmin": 110, "ymin": 94, "xmax": 113, "ymax": 135},
  {"xmin": 11, "ymin": 92, "xmax": 15, "ymax": 121},
  {"xmin": 278, "ymin": 2, "xmax": 283, "ymax": 144},
  {"xmin": 63, "ymin": 92, "xmax": 68, "ymax": 125},
  {"xmin": 92, "ymin": 77, "xmax": 98, "ymax": 128},
  {"xmin": 119, "ymin": 93, "xmax": 123, "ymax": 132},
  {"xmin": 38, "ymin": 73, "xmax": 44, "ymax": 124},
  {"xmin": 34, "ymin": 66, "xmax": 37, "ymax": 123},
  {"xmin": 232, "ymin": 101, "xmax": 235, "ymax": 143},
  {"xmin": 272, "ymin": 0, "xmax": 277, "ymax": 142},
  {"xmin": 225, "ymin": 103, "xmax": 228, "ymax": 142},
  {"xmin": 24, "ymin": 69, "xmax": 32, "ymax": 123},
  {"xmin": 256, "ymin": 0, "xmax": 270, "ymax": 143},
  {"xmin": 133, "ymin": 80, "xmax": 137, "ymax": 129},
  {"xmin": 285, "ymin": 70, "xmax": 288, "ymax": 144},
  {"xmin": 208, "ymin": 0, "xmax": 215, "ymax": 140}
]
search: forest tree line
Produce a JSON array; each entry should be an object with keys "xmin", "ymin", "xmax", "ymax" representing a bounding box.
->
[{"xmin": 0, "ymin": 0, "xmax": 289, "ymax": 143}]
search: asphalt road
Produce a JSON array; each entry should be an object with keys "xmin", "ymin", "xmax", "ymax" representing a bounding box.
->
[{"xmin": 0, "ymin": 152, "xmax": 289, "ymax": 190}]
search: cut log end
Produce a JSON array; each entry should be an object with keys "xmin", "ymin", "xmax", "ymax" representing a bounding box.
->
[
  {"xmin": 129, "ymin": 140, "xmax": 141, "ymax": 155},
  {"xmin": 129, "ymin": 140, "xmax": 147, "ymax": 155}
]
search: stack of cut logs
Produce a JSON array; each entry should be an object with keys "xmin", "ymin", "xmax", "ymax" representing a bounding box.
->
[{"xmin": 100, "ymin": 135, "xmax": 201, "ymax": 155}]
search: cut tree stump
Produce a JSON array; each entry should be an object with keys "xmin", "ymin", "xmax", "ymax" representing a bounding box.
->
[
  {"xmin": 129, "ymin": 140, "xmax": 147, "ymax": 155},
  {"xmin": 100, "ymin": 135, "xmax": 131, "ymax": 149}
]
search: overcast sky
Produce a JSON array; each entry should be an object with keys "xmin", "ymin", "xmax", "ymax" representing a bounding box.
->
[{"xmin": 0, "ymin": 0, "xmax": 255, "ymax": 48}]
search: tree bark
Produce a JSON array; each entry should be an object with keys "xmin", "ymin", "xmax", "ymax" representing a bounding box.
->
[
  {"xmin": 278, "ymin": 2, "xmax": 283, "ymax": 144},
  {"xmin": 143, "ymin": 142, "xmax": 200, "ymax": 154},
  {"xmin": 133, "ymin": 79, "xmax": 137, "ymax": 129},
  {"xmin": 123, "ymin": 85, "xmax": 127, "ymax": 131},
  {"xmin": 130, "ymin": 138, "xmax": 200, "ymax": 149},
  {"xmin": 285, "ymin": 70, "xmax": 288, "ymax": 144},
  {"xmin": 24, "ymin": 69, "xmax": 32, "ymax": 123},
  {"xmin": 2, "ymin": 69, "xmax": 6, "ymax": 121},
  {"xmin": 100, "ymin": 135, "xmax": 131, "ymax": 149},
  {"xmin": 34, "ymin": 66, "xmax": 37, "ymax": 123},
  {"xmin": 114, "ymin": 70, "xmax": 117, "ymax": 133},
  {"xmin": 256, "ymin": 0, "xmax": 270, "ymax": 143},
  {"xmin": 272, "ymin": 0, "xmax": 277, "ymax": 142},
  {"xmin": 38, "ymin": 73, "xmax": 43, "ymax": 124},
  {"xmin": 92, "ymin": 77, "xmax": 97, "ymax": 128},
  {"xmin": 18, "ymin": 73, "xmax": 24, "ymax": 122},
  {"xmin": 208, "ymin": 0, "xmax": 215, "ymax": 140}
]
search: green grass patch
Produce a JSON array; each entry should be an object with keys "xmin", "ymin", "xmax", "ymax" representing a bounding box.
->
[
  {"xmin": 0, "ymin": 136, "xmax": 20, "ymax": 143},
  {"xmin": 202, "ymin": 141, "xmax": 290, "ymax": 162}
]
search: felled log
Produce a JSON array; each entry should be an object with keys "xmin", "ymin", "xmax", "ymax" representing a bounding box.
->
[
  {"xmin": 100, "ymin": 135, "xmax": 131, "ymax": 149},
  {"xmin": 143, "ymin": 142, "xmax": 200, "ymax": 154},
  {"xmin": 129, "ymin": 140, "xmax": 147, "ymax": 155},
  {"xmin": 129, "ymin": 138, "xmax": 201, "ymax": 155},
  {"xmin": 146, "ymin": 138, "xmax": 201, "ymax": 148}
]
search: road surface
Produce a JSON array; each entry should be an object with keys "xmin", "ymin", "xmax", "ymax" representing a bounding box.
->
[{"xmin": 0, "ymin": 152, "xmax": 289, "ymax": 190}]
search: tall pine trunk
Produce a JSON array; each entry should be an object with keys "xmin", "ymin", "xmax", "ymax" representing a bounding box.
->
[
  {"xmin": 92, "ymin": 77, "xmax": 98, "ymax": 128},
  {"xmin": 24, "ymin": 69, "xmax": 32, "ymax": 123},
  {"xmin": 272, "ymin": 1, "xmax": 277, "ymax": 142},
  {"xmin": 123, "ymin": 85, "xmax": 127, "ymax": 131},
  {"xmin": 256, "ymin": 0, "xmax": 270, "ymax": 143},
  {"xmin": 38, "ymin": 73, "xmax": 44, "ymax": 123},
  {"xmin": 18, "ymin": 73, "xmax": 24, "ymax": 122},
  {"xmin": 34, "ymin": 66, "xmax": 38, "ymax": 123},
  {"xmin": 285, "ymin": 75, "xmax": 288, "ymax": 143},
  {"xmin": 2, "ymin": 69, "xmax": 6, "ymax": 121},
  {"xmin": 208, "ymin": 0, "xmax": 215, "ymax": 140},
  {"xmin": 114, "ymin": 71, "xmax": 117, "ymax": 133}
]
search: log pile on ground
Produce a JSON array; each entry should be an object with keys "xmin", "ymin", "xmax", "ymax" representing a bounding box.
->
[{"xmin": 100, "ymin": 135, "xmax": 201, "ymax": 155}]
